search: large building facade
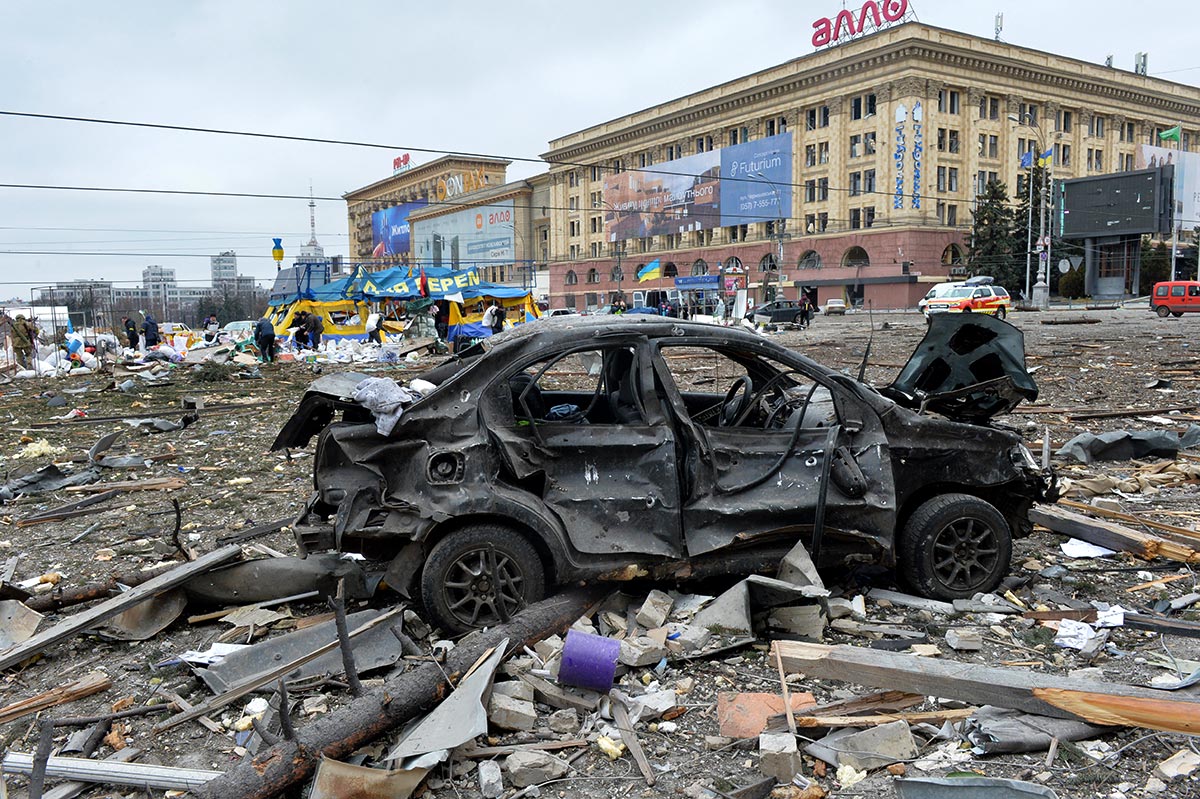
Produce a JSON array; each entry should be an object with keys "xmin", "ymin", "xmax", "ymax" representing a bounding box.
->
[{"xmin": 541, "ymin": 22, "xmax": 1200, "ymax": 310}]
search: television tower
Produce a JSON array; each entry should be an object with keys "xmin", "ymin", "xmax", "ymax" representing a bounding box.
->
[{"xmin": 308, "ymin": 182, "xmax": 319, "ymax": 247}]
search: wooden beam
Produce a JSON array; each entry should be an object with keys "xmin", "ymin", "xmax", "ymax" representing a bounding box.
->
[
  {"xmin": 791, "ymin": 708, "xmax": 977, "ymax": 728},
  {"xmin": 0, "ymin": 545, "xmax": 241, "ymax": 671},
  {"xmin": 0, "ymin": 671, "xmax": 113, "ymax": 725},
  {"xmin": 1065, "ymin": 404, "xmax": 1196, "ymax": 422},
  {"xmin": 773, "ymin": 641, "xmax": 1200, "ymax": 735},
  {"xmin": 64, "ymin": 476, "xmax": 187, "ymax": 494},
  {"xmin": 1030, "ymin": 505, "xmax": 1200, "ymax": 564},
  {"xmin": 1058, "ymin": 499, "xmax": 1200, "ymax": 547}
]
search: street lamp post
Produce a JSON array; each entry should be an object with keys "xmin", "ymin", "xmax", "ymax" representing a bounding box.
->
[
  {"xmin": 754, "ymin": 171, "xmax": 786, "ymax": 304},
  {"xmin": 597, "ymin": 200, "xmax": 626, "ymax": 303},
  {"xmin": 1008, "ymin": 113, "xmax": 1052, "ymax": 310}
]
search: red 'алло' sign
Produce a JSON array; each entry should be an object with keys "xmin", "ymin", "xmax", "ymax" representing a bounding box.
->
[{"xmin": 812, "ymin": 0, "xmax": 908, "ymax": 48}]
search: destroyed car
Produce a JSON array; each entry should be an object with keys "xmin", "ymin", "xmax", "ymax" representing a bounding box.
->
[{"xmin": 275, "ymin": 314, "xmax": 1056, "ymax": 633}]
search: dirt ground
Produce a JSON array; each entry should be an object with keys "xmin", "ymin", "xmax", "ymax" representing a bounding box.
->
[{"xmin": 2, "ymin": 308, "xmax": 1199, "ymax": 798}]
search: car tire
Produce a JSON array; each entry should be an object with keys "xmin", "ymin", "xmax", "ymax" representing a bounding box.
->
[
  {"xmin": 1156, "ymin": 305, "xmax": 1171, "ymax": 318},
  {"xmin": 793, "ymin": 313, "xmax": 805, "ymax": 325},
  {"xmin": 898, "ymin": 493, "xmax": 1012, "ymax": 600},
  {"xmin": 1172, "ymin": 311, "xmax": 1183, "ymax": 318},
  {"xmin": 996, "ymin": 307, "xmax": 1007, "ymax": 321},
  {"xmin": 420, "ymin": 524, "xmax": 546, "ymax": 634}
]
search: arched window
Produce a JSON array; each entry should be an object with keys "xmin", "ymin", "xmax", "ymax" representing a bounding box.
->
[
  {"xmin": 941, "ymin": 244, "xmax": 965, "ymax": 265},
  {"xmin": 759, "ymin": 254, "xmax": 779, "ymax": 272},
  {"xmin": 724, "ymin": 256, "xmax": 744, "ymax": 273},
  {"xmin": 842, "ymin": 247, "xmax": 870, "ymax": 268},
  {"xmin": 798, "ymin": 250, "xmax": 822, "ymax": 270},
  {"xmin": 691, "ymin": 259, "xmax": 709, "ymax": 276},
  {"xmin": 587, "ymin": 268, "xmax": 600, "ymax": 284},
  {"xmin": 611, "ymin": 265, "xmax": 624, "ymax": 282},
  {"xmin": 565, "ymin": 270, "xmax": 578, "ymax": 286},
  {"xmin": 663, "ymin": 261, "xmax": 678, "ymax": 277}
]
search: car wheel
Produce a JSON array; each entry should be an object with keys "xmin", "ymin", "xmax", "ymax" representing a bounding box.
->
[
  {"xmin": 898, "ymin": 493, "xmax": 1012, "ymax": 600},
  {"xmin": 793, "ymin": 313, "xmax": 805, "ymax": 325},
  {"xmin": 996, "ymin": 307, "xmax": 1007, "ymax": 321},
  {"xmin": 1156, "ymin": 305, "xmax": 1171, "ymax": 318},
  {"xmin": 1172, "ymin": 311, "xmax": 1183, "ymax": 318},
  {"xmin": 420, "ymin": 524, "xmax": 545, "ymax": 634}
]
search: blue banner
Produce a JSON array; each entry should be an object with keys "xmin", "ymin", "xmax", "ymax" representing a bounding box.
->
[
  {"xmin": 371, "ymin": 201, "xmax": 428, "ymax": 257},
  {"xmin": 720, "ymin": 132, "xmax": 793, "ymax": 228},
  {"xmin": 674, "ymin": 275, "xmax": 720, "ymax": 288}
]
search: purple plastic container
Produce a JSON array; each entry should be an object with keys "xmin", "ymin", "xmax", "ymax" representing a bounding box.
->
[{"xmin": 557, "ymin": 629, "xmax": 620, "ymax": 692}]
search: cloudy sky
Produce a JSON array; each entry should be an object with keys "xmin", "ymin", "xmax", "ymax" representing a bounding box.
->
[{"xmin": 1, "ymin": 0, "xmax": 1196, "ymax": 302}]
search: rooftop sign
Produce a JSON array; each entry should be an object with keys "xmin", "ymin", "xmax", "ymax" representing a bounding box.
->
[{"xmin": 812, "ymin": 0, "xmax": 914, "ymax": 49}]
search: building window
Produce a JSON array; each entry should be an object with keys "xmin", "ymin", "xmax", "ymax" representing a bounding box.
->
[
  {"xmin": 937, "ymin": 166, "xmax": 947, "ymax": 192},
  {"xmin": 937, "ymin": 128, "xmax": 946, "ymax": 152},
  {"xmin": 1091, "ymin": 116, "xmax": 1106, "ymax": 137},
  {"xmin": 569, "ymin": 244, "xmax": 579, "ymax": 259},
  {"xmin": 590, "ymin": 242, "xmax": 600, "ymax": 258},
  {"xmin": 691, "ymin": 259, "xmax": 708, "ymax": 276},
  {"xmin": 1019, "ymin": 103, "xmax": 1039, "ymax": 126},
  {"xmin": 849, "ymin": 134, "xmax": 861, "ymax": 158},
  {"xmin": 805, "ymin": 179, "xmax": 817, "ymax": 202},
  {"xmin": 938, "ymin": 89, "xmax": 960, "ymax": 114},
  {"xmin": 666, "ymin": 145, "xmax": 677, "ymax": 161},
  {"xmin": 864, "ymin": 206, "xmax": 876, "ymax": 228},
  {"xmin": 818, "ymin": 178, "xmax": 829, "ymax": 201},
  {"xmin": 611, "ymin": 158, "xmax": 623, "ymax": 174},
  {"xmin": 727, "ymin": 224, "xmax": 749, "ymax": 242},
  {"xmin": 864, "ymin": 169, "xmax": 876, "ymax": 194},
  {"xmin": 798, "ymin": 250, "xmax": 822, "ymax": 269},
  {"xmin": 1057, "ymin": 110, "xmax": 1073, "ymax": 133},
  {"xmin": 948, "ymin": 168, "xmax": 959, "ymax": 192},
  {"xmin": 1119, "ymin": 122, "xmax": 1134, "ymax": 143},
  {"xmin": 849, "ymin": 172, "xmax": 862, "ymax": 197},
  {"xmin": 850, "ymin": 93, "xmax": 876, "ymax": 120},
  {"xmin": 765, "ymin": 116, "xmax": 787, "ymax": 136},
  {"xmin": 937, "ymin": 201, "xmax": 946, "ymax": 223},
  {"xmin": 988, "ymin": 135, "xmax": 998, "ymax": 158},
  {"xmin": 568, "ymin": 171, "xmax": 578, "ymax": 188},
  {"xmin": 949, "ymin": 129, "xmax": 960, "ymax": 154},
  {"xmin": 565, "ymin": 270, "xmax": 578, "ymax": 285},
  {"xmin": 978, "ymin": 95, "xmax": 1000, "ymax": 120},
  {"xmin": 1087, "ymin": 148, "xmax": 1103, "ymax": 171},
  {"xmin": 818, "ymin": 142, "xmax": 830, "ymax": 164},
  {"xmin": 864, "ymin": 131, "xmax": 876, "ymax": 155},
  {"xmin": 568, "ymin": 196, "xmax": 577, "ymax": 211},
  {"xmin": 818, "ymin": 212, "xmax": 828, "ymax": 231},
  {"xmin": 850, "ymin": 208, "xmax": 862, "ymax": 229},
  {"xmin": 564, "ymin": 294, "xmax": 576, "ymax": 309},
  {"xmin": 805, "ymin": 144, "xmax": 817, "ymax": 167},
  {"xmin": 937, "ymin": 129, "xmax": 960, "ymax": 153},
  {"xmin": 586, "ymin": 268, "xmax": 599, "ymax": 284},
  {"xmin": 947, "ymin": 205, "xmax": 958, "ymax": 226},
  {"xmin": 1123, "ymin": 153, "xmax": 1135, "ymax": 171},
  {"xmin": 807, "ymin": 105, "xmax": 830, "ymax": 130},
  {"xmin": 1059, "ymin": 144, "xmax": 1072, "ymax": 167}
]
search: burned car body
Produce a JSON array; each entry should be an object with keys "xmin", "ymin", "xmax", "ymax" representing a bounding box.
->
[{"xmin": 276, "ymin": 314, "xmax": 1055, "ymax": 633}]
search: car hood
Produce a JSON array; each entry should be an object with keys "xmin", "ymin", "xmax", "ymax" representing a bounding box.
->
[{"xmin": 882, "ymin": 313, "xmax": 1037, "ymax": 423}]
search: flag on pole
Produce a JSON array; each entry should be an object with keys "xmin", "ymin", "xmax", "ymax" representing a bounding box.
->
[
  {"xmin": 1160, "ymin": 125, "xmax": 1182, "ymax": 142},
  {"xmin": 637, "ymin": 259, "xmax": 662, "ymax": 283},
  {"xmin": 1037, "ymin": 148, "xmax": 1054, "ymax": 168},
  {"xmin": 1019, "ymin": 150, "xmax": 1033, "ymax": 169}
]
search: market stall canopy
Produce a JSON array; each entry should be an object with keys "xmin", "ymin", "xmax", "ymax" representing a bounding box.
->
[{"xmin": 363, "ymin": 267, "xmax": 482, "ymax": 300}]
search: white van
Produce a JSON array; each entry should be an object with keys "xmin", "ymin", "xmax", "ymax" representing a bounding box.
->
[{"xmin": 918, "ymin": 282, "xmax": 961, "ymax": 313}]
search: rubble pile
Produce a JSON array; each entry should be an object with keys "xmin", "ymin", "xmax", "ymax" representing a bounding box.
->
[{"xmin": 1, "ymin": 311, "xmax": 1198, "ymax": 798}]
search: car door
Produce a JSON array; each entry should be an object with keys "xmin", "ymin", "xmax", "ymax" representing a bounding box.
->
[
  {"xmin": 484, "ymin": 341, "xmax": 684, "ymax": 559},
  {"xmin": 650, "ymin": 339, "xmax": 896, "ymax": 562}
]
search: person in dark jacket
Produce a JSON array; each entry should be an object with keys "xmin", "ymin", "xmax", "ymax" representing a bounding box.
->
[
  {"xmin": 254, "ymin": 317, "xmax": 276, "ymax": 362},
  {"xmin": 11, "ymin": 314, "xmax": 34, "ymax": 368},
  {"xmin": 122, "ymin": 316, "xmax": 139, "ymax": 350},
  {"xmin": 304, "ymin": 311, "xmax": 325, "ymax": 350},
  {"xmin": 141, "ymin": 315, "xmax": 160, "ymax": 347}
]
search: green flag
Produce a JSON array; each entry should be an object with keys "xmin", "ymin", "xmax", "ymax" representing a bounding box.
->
[{"xmin": 1160, "ymin": 125, "xmax": 1182, "ymax": 142}]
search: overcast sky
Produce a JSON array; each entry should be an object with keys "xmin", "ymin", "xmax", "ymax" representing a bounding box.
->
[{"xmin": 2, "ymin": 0, "xmax": 1196, "ymax": 302}]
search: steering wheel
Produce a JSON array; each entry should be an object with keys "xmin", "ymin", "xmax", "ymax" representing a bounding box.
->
[{"xmin": 719, "ymin": 376, "xmax": 754, "ymax": 427}]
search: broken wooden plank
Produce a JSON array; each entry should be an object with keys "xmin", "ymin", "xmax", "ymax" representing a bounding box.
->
[
  {"xmin": 190, "ymin": 585, "xmax": 606, "ymax": 799},
  {"xmin": 2, "ymin": 751, "xmax": 220, "ymax": 790},
  {"xmin": 1122, "ymin": 613, "xmax": 1200, "ymax": 640},
  {"xmin": 1024, "ymin": 610, "xmax": 1099, "ymax": 623},
  {"xmin": 0, "ymin": 545, "xmax": 241, "ymax": 671},
  {"xmin": 215, "ymin": 516, "xmax": 292, "ymax": 546},
  {"xmin": 17, "ymin": 489, "xmax": 124, "ymax": 527},
  {"xmin": 64, "ymin": 476, "xmax": 186, "ymax": 494},
  {"xmin": 1066, "ymin": 404, "xmax": 1197, "ymax": 422},
  {"xmin": 791, "ymin": 707, "xmax": 977, "ymax": 728},
  {"xmin": 866, "ymin": 588, "xmax": 957, "ymax": 615},
  {"xmin": 773, "ymin": 641, "xmax": 1200, "ymax": 734},
  {"xmin": 612, "ymin": 693, "xmax": 655, "ymax": 786},
  {"xmin": 0, "ymin": 670, "xmax": 113, "ymax": 725},
  {"xmin": 1057, "ymin": 498, "xmax": 1200, "ymax": 548},
  {"xmin": 1030, "ymin": 505, "xmax": 1200, "ymax": 564}
]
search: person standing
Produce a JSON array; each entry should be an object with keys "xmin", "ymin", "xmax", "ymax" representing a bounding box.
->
[
  {"xmin": 365, "ymin": 309, "xmax": 382, "ymax": 344},
  {"xmin": 254, "ymin": 316, "xmax": 276, "ymax": 362},
  {"xmin": 481, "ymin": 302, "xmax": 498, "ymax": 334},
  {"xmin": 304, "ymin": 310, "xmax": 325, "ymax": 350},
  {"xmin": 122, "ymin": 315, "xmax": 139, "ymax": 350},
  {"xmin": 141, "ymin": 314, "xmax": 160, "ymax": 347},
  {"xmin": 204, "ymin": 314, "xmax": 220, "ymax": 343},
  {"xmin": 10, "ymin": 313, "xmax": 34, "ymax": 368}
]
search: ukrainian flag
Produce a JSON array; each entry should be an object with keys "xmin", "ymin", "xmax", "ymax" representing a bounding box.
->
[
  {"xmin": 637, "ymin": 259, "xmax": 662, "ymax": 283},
  {"xmin": 1037, "ymin": 148, "xmax": 1054, "ymax": 168}
]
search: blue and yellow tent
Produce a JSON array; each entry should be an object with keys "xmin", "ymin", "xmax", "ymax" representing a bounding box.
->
[
  {"xmin": 266, "ymin": 265, "xmax": 371, "ymax": 341},
  {"xmin": 448, "ymin": 283, "xmax": 541, "ymax": 342}
]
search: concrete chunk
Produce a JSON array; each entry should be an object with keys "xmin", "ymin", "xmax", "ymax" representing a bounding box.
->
[
  {"xmin": 492, "ymin": 680, "xmax": 535, "ymax": 702},
  {"xmin": 768, "ymin": 605, "xmax": 826, "ymax": 640},
  {"xmin": 619, "ymin": 635, "xmax": 667, "ymax": 667},
  {"xmin": 505, "ymin": 750, "xmax": 569, "ymax": 787},
  {"xmin": 488, "ymin": 692, "xmax": 537, "ymax": 731},
  {"xmin": 547, "ymin": 708, "xmax": 579, "ymax": 734},
  {"xmin": 836, "ymin": 719, "xmax": 917, "ymax": 771},
  {"xmin": 945, "ymin": 627, "xmax": 984, "ymax": 651},
  {"xmin": 478, "ymin": 759, "xmax": 504, "ymax": 798},
  {"xmin": 758, "ymin": 732, "xmax": 802, "ymax": 782},
  {"xmin": 1155, "ymin": 749, "xmax": 1200, "ymax": 781},
  {"xmin": 635, "ymin": 589, "xmax": 675, "ymax": 629},
  {"xmin": 777, "ymin": 540, "xmax": 824, "ymax": 589}
]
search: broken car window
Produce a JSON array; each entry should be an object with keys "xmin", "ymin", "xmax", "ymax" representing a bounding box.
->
[{"xmin": 508, "ymin": 346, "xmax": 646, "ymax": 425}]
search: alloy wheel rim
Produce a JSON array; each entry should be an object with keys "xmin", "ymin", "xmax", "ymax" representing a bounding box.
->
[
  {"xmin": 930, "ymin": 517, "xmax": 1000, "ymax": 592},
  {"xmin": 442, "ymin": 548, "xmax": 526, "ymax": 627}
]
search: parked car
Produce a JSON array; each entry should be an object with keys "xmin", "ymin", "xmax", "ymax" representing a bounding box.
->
[
  {"xmin": 276, "ymin": 314, "xmax": 1056, "ymax": 633},
  {"xmin": 220, "ymin": 320, "xmax": 257, "ymax": 340},
  {"xmin": 924, "ymin": 284, "xmax": 1011, "ymax": 319},
  {"xmin": 823, "ymin": 298, "xmax": 848, "ymax": 315},
  {"xmin": 918, "ymin": 282, "xmax": 963, "ymax": 314},
  {"xmin": 752, "ymin": 299, "xmax": 806, "ymax": 325},
  {"xmin": 545, "ymin": 308, "xmax": 578, "ymax": 318},
  {"xmin": 1150, "ymin": 281, "xmax": 1200, "ymax": 317}
]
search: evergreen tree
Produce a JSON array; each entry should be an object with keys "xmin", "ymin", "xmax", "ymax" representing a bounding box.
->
[{"xmin": 968, "ymin": 180, "xmax": 1021, "ymax": 290}]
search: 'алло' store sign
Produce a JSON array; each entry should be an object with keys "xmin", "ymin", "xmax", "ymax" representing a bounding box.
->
[{"xmin": 812, "ymin": 0, "xmax": 910, "ymax": 48}]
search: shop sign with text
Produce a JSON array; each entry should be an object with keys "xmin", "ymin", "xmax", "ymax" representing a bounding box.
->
[{"xmin": 812, "ymin": 0, "xmax": 910, "ymax": 48}]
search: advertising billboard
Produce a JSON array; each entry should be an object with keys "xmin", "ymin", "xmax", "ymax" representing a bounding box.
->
[
  {"xmin": 1137, "ymin": 145, "xmax": 1200, "ymax": 232},
  {"xmin": 412, "ymin": 199, "xmax": 515, "ymax": 270},
  {"xmin": 602, "ymin": 133, "xmax": 792, "ymax": 241},
  {"xmin": 1059, "ymin": 167, "xmax": 1173, "ymax": 239},
  {"xmin": 371, "ymin": 201, "xmax": 428, "ymax": 258}
]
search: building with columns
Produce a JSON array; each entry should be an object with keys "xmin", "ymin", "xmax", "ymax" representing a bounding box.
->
[{"xmin": 540, "ymin": 22, "xmax": 1200, "ymax": 310}]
